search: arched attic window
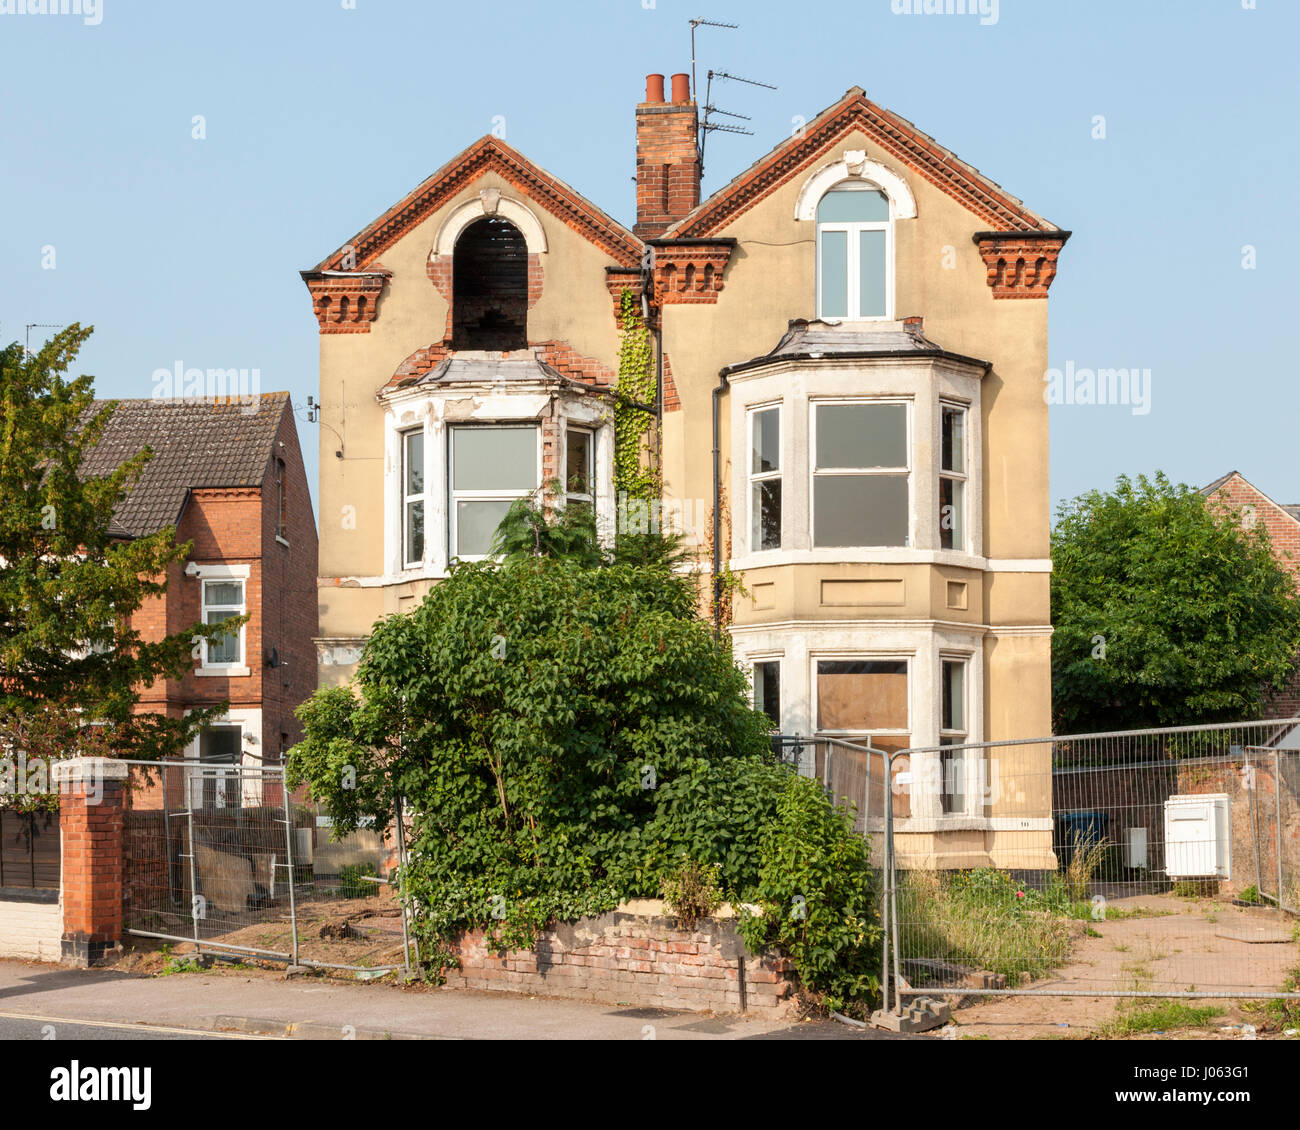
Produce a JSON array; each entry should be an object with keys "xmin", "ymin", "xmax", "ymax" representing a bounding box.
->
[
  {"xmin": 816, "ymin": 184, "xmax": 892, "ymax": 321},
  {"xmin": 453, "ymin": 216, "xmax": 528, "ymax": 350}
]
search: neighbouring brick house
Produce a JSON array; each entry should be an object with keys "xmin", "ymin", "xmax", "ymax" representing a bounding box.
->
[
  {"xmin": 1203, "ymin": 470, "xmax": 1300, "ymax": 718},
  {"xmin": 304, "ymin": 75, "xmax": 1071, "ymax": 869},
  {"xmin": 80, "ymin": 393, "xmax": 319, "ymax": 792}
]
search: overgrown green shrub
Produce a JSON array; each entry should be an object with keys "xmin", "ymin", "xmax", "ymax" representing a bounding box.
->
[
  {"xmin": 338, "ymin": 862, "xmax": 378, "ymax": 899},
  {"xmin": 738, "ymin": 773, "xmax": 882, "ymax": 1016}
]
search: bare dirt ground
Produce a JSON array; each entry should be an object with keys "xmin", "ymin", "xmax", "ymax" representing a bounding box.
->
[{"xmin": 933, "ymin": 892, "xmax": 1299, "ymax": 1040}]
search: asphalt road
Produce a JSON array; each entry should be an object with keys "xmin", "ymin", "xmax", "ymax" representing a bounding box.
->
[{"xmin": 0, "ymin": 1011, "xmax": 269, "ymax": 1040}]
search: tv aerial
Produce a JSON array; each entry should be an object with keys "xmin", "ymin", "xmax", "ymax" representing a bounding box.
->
[{"xmin": 688, "ymin": 18, "xmax": 777, "ymax": 177}]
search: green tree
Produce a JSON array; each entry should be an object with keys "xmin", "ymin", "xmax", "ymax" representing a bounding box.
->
[
  {"xmin": 0, "ymin": 325, "xmax": 226, "ymax": 775},
  {"xmin": 289, "ymin": 554, "xmax": 772, "ymax": 958},
  {"xmin": 1051, "ymin": 472, "xmax": 1300, "ymax": 731}
]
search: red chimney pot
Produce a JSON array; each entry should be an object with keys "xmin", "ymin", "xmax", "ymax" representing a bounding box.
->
[
  {"xmin": 670, "ymin": 73, "xmax": 691, "ymax": 103},
  {"xmin": 645, "ymin": 74, "xmax": 665, "ymax": 103}
]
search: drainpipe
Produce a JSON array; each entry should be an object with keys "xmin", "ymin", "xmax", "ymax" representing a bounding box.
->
[{"xmin": 711, "ymin": 370, "xmax": 729, "ymax": 632}]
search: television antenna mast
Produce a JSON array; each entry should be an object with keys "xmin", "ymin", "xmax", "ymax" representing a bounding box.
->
[{"xmin": 688, "ymin": 19, "xmax": 776, "ymax": 177}]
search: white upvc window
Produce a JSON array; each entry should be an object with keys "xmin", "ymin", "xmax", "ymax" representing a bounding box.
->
[
  {"xmin": 940, "ymin": 655, "xmax": 969, "ymax": 815},
  {"xmin": 402, "ymin": 429, "xmax": 426, "ymax": 568},
  {"xmin": 748, "ymin": 405, "xmax": 782, "ymax": 552},
  {"xmin": 939, "ymin": 403, "xmax": 967, "ymax": 552},
  {"xmin": 202, "ymin": 579, "xmax": 245, "ymax": 669},
  {"xmin": 816, "ymin": 184, "xmax": 892, "ymax": 321},
  {"xmin": 565, "ymin": 426, "xmax": 594, "ymax": 511},
  {"xmin": 811, "ymin": 400, "xmax": 910, "ymax": 548},
  {"xmin": 449, "ymin": 424, "xmax": 540, "ymax": 559}
]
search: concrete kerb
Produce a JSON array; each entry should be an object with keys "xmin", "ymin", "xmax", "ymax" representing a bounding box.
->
[{"xmin": 196, "ymin": 1014, "xmax": 428, "ymax": 1040}]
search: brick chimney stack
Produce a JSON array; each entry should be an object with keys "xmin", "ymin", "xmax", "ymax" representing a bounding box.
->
[{"xmin": 635, "ymin": 73, "xmax": 700, "ymax": 239}]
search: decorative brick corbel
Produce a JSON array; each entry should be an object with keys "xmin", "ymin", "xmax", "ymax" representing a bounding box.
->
[
  {"xmin": 301, "ymin": 268, "xmax": 391, "ymax": 333},
  {"xmin": 646, "ymin": 239, "xmax": 735, "ymax": 305},
  {"xmin": 973, "ymin": 232, "xmax": 1071, "ymax": 299}
]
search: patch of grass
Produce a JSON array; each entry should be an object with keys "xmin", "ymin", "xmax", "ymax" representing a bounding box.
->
[
  {"xmin": 1103, "ymin": 1000, "xmax": 1223, "ymax": 1037},
  {"xmin": 1237, "ymin": 884, "xmax": 1263, "ymax": 905},
  {"xmin": 898, "ymin": 869, "xmax": 1077, "ymax": 987},
  {"xmin": 1174, "ymin": 878, "xmax": 1220, "ymax": 899},
  {"xmin": 159, "ymin": 956, "xmax": 204, "ymax": 976}
]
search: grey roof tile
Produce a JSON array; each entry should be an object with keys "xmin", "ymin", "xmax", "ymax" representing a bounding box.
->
[{"xmin": 79, "ymin": 394, "xmax": 289, "ymax": 537}]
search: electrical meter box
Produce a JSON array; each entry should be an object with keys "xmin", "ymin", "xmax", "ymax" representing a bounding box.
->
[{"xmin": 1163, "ymin": 793, "xmax": 1231, "ymax": 879}]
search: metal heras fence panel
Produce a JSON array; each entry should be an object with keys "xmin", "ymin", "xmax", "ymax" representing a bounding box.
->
[
  {"xmin": 119, "ymin": 759, "xmax": 414, "ymax": 976},
  {"xmin": 121, "ymin": 759, "xmax": 298, "ymax": 961},
  {"xmin": 881, "ymin": 719, "xmax": 1300, "ymax": 1008}
]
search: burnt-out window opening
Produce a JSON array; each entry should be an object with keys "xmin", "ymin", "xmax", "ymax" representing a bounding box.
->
[{"xmin": 452, "ymin": 217, "xmax": 529, "ymax": 350}]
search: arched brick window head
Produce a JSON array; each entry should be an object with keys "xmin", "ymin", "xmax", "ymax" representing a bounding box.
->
[{"xmin": 453, "ymin": 217, "xmax": 528, "ymax": 350}]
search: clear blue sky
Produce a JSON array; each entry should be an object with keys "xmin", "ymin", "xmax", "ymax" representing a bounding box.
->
[{"xmin": 3, "ymin": 0, "xmax": 1296, "ymax": 519}]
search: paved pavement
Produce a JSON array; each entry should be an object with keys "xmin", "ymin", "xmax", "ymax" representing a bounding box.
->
[{"xmin": 0, "ymin": 960, "xmax": 893, "ymax": 1040}]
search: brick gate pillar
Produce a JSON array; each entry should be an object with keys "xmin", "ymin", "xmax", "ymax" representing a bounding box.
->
[{"xmin": 53, "ymin": 758, "xmax": 130, "ymax": 967}]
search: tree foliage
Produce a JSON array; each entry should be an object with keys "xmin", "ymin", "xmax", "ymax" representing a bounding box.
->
[
  {"xmin": 1051, "ymin": 472, "xmax": 1300, "ymax": 732},
  {"xmin": 0, "ymin": 326, "xmax": 226, "ymax": 783}
]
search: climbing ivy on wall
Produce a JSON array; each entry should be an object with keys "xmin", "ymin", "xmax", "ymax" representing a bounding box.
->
[{"xmin": 613, "ymin": 289, "xmax": 659, "ymax": 502}]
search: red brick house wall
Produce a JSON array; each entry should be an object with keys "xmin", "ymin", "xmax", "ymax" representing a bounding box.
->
[{"xmin": 1205, "ymin": 471, "xmax": 1300, "ymax": 718}]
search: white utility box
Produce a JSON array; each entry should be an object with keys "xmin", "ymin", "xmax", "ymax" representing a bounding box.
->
[{"xmin": 1164, "ymin": 793, "xmax": 1231, "ymax": 879}]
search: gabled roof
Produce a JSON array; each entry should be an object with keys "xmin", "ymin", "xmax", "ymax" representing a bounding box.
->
[
  {"xmin": 310, "ymin": 136, "xmax": 644, "ymax": 273},
  {"xmin": 665, "ymin": 87, "xmax": 1061, "ymax": 239},
  {"xmin": 1200, "ymin": 470, "xmax": 1300, "ymax": 523},
  {"xmin": 80, "ymin": 394, "xmax": 291, "ymax": 537}
]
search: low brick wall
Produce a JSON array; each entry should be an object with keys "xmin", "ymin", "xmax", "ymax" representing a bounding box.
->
[
  {"xmin": 0, "ymin": 891, "xmax": 62, "ymax": 961},
  {"xmin": 444, "ymin": 903, "xmax": 799, "ymax": 1017}
]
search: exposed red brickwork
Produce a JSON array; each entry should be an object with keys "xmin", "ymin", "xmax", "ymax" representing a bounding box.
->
[
  {"xmin": 535, "ymin": 340, "xmax": 616, "ymax": 388},
  {"xmin": 303, "ymin": 270, "xmax": 390, "ymax": 333},
  {"xmin": 311, "ymin": 136, "xmax": 642, "ymax": 274},
  {"xmin": 445, "ymin": 909, "xmax": 798, "ymax": 1017},
  {"xmin": 389, "ymin": 343, "xmax": 453, "ymax": 389},
  {"xmin": 128, "ymin": 399, "xmax": 318, "ymax": 763},
  {"xmin": 1205, "ymin": 472, "xmax": 1300, "ymax": 719},
  {"xmin": 667, "ymin": 87, "xmax": 1058, "ymax": 240},
  {"xmin": 606, "ymin": 270, "xmax": 648, "ymax": 326},
  {"xmin": 975, "ymin": 233, "xmax": 1068, "ymax": 299},
  {"xmin": 57, "ymin": 765, "xmax": 127, "ymax": 966},
  {"xmin": 635, "ymin": 96, "xmax": 701, "ymax": 239},
  {"xmin": 662, "ymin": 354, "xmax": 680, "ymax": 412}
]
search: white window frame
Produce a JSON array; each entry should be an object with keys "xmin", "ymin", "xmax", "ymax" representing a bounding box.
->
[
  {"xmin": 198, "ymin": 570, "xmax": 248, "ymax": 675},
  {"xmin": 810, "ymin": 398, "xmax": 912, "ymax": 549},
  {"xmin": 747, "ymin": 403, "xmax": 783, "ymax": 554},
  {"xmin": 182, "ymin": 706, "xmax": 263, "ymax": 810},
  {"xmin": 939, "ymin": 401, "xmax": 968, "ymax": 554},
  {"xmin": 564, "ymin": 425, "xmax": 594, "ymax": 509},
  {"xmin": 939, "ymin": 654, "xmax": 971, "ymax": 816},
  {"xmin": 402, "ymin": 427, "xmax": 427, "ymax": 569},
  {"xmin": 815, "ymin": 183, "xmax": 894, "ymax": 322},
  {"xmin": 448, "ymin": 423, "xmax": 541, "ymax": 561},
  {"xmin": 749, "ymin": 655, "xmax": 783, "ymax": 727},
  {"xmin": 811, "ymin": 653, "xmax": 912, "ymax": 743}
]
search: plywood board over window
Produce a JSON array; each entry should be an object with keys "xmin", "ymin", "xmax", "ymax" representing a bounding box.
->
[{"xmin": 815, "ymin": 658, "xmax": 908, "ymax": 752}]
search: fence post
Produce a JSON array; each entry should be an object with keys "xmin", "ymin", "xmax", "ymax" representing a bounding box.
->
[{"xmin": 52, "ymin": 757, "xmax": 130, "ymax": 968}]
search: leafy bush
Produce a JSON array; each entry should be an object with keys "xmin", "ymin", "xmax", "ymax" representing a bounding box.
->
[
  {"xmin": 661, "ymin": 859, "xmax": 724, "ymax": 929},
  {"xmin": 738, "ymin": 773, "xmax": 883, "ymax": 1016}
]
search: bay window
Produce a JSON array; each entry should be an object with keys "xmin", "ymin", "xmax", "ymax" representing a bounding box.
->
[
  {"xmin": 449, "ymin": 424, "xmax": 539, "ymax": 559},
  {"xmin": 403, "ymin": 429, "xmax": 425, "ymax": 567},
  {"xmin": 565, "ymin": 427, "xmax": 593, "ymax": 511},
  {"xmin": 752, "ymin": 660, "xmax": 781, "ymax": 726},
  {"xmin": 939, "ymin": 404, "xmax": 967, "ymax": 552},
  {"xmin": 748, "ymin": 406, "xmax": 782, "ymax": 551},
  {"xmin": 812, "ymin": 401, "xmax": 910, "ymax": 547},
  {"xmin": 814, "ymin": 658, "xmax": 910, "ymax": 752},
  {"xmin": 940, "ymin": 657, "xmax": 968, "ymax": 814}
]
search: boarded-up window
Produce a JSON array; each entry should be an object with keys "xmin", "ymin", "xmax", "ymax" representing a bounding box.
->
[
  {"xmin": 816, "ymin": 659, "xmax": 908, "ymax": 746},
  {"xmin": 0, "ymin": 808, "xmax": 60, "ymax": 891}
]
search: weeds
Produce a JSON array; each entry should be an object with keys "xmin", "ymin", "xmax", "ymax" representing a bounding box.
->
[{"xmin": 1103, "ymin": 1000, "xmax": 1223, "ymax": 1037}]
